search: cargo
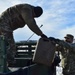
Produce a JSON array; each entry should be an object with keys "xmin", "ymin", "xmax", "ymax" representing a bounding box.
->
[{"xmin": 33, "ymin": 38, "xmax": 56, "ymax": 66}]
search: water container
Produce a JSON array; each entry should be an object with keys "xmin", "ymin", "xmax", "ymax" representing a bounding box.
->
[{"xmin": 33, "ymin": 38, "xmax": 56, "ymax": 66}]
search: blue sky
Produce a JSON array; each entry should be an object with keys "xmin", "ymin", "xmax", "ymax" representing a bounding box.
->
[{"xmin": 0, "ymin": 0, "xmax": 75, "ymax": 42}]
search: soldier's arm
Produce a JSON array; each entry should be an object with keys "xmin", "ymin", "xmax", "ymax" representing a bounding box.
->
[
  {"xmin": 21, "ymin": 8, "xmax": 43, "ymax": 36},
  {"xmin": 59, "ymin": 40, "xmax": 73, "ymax": 49}
]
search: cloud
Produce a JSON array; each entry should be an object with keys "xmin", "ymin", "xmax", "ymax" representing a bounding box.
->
[
  {"xmin": 0, "ymin": 0, "xmax": 75, "ymax": 41},
  {"xmin": 59, "ymin": 25, "xmax": 75, "ymax": 39}
]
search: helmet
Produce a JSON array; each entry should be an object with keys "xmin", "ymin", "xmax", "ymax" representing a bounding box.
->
[
  {"xmin": 34, "ymin": 6, "xmax": 43, "ymax": 17},
  {"xmin": 64, "ymin": 34, "xmax": 74, "ymax": 39}
]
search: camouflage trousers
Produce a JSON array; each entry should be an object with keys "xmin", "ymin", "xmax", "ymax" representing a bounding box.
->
[
  {"xmin": 0, "ymin": 15, "xmax": 17, "ymax": 64},
  {"xmin": 63, "ymin": 70, "xmax": 75, "ymax": 75},
  {"xmin": 63, "ymin": 72, "xmax": 75, "ymax": 75},
  {"xmin": 0, "ymin": 29, "xmax": 16, "ymax": 63}
]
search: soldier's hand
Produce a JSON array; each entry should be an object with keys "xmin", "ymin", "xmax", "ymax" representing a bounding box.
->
[
  {"xmin": 55, "ymin": 39, "xmax": 60, "ymax": 44},
  {"xmin": 49, "ymin": 37, "xmax": 60, "ymax": 43},
  {"xmin": 49, "ymin": 37, "xmax": 56, "ymax": 41},
  {"xmin": 41, "ymin": 34, "xmax": 48, "ymax": 38}
]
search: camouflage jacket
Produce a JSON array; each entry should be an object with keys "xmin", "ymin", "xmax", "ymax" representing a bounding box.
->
[
  {"xmin": 0, "ymin": 4, "xmax": 43, "ymax": 36},
  {"xmin": 58, "ymin": 41, "xmax": 75, "ymax": 75}
]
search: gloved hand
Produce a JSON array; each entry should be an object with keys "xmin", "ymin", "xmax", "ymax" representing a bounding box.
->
[
  {"xmin": 49, "ymin": 37, "xmax": 56, "ymax": 41},
  {"xmin": 49, "ymin": 37, "xmax": 60, "ymax": 43},
  {"xmin": 52, "ymin": 55, "xmax": 61, "ymax": 66},
  {"xmin": 55, "ymin": 39, "xmax": 60, "ymax": 43},
  {"xmin": 41, "ymin": 34, "xmax": 48, "ymax": 38}
]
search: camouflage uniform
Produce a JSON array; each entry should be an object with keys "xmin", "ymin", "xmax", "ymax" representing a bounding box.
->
[
  {"xmin": 0, "ymin": 13, "xmax": 16, "ymax": 63},
  {"xmin": 0, "ymin": 4, "xmax": 43, "ymax": 63},
  {"xmin": 58, "ymin": 41, "xmax": 75, "ymax": 75}
]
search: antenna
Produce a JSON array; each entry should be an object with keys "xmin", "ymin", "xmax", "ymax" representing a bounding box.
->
[{"xmin": 27, "ymin": 25, "xmax": 43, "ymax": 41}]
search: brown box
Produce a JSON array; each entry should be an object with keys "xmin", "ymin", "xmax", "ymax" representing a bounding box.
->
[{"xmin": 33, "ymin": 38, "xmax": 56, "ymax": 66}]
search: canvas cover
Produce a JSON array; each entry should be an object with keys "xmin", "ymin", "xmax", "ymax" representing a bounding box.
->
[{"xmin": 33, "ymin": 38, "xmax": 56, "ymax": 66}]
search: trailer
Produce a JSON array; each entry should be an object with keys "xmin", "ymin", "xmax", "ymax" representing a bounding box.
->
[{"xmin": 0, "ymin": 35, "xmax": 56, "ymax": 75}]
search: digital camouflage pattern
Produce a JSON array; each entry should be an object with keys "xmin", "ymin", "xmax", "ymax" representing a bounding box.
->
[
  {"xmin": 0, "ymin": 4, "xmax": 43, "ymax": 63},
  {"xmin": 57, "ymin": 41, "xmax": 75, "ymax": 75},
  {"xmin": 0, "ymin": 14, "xmax": 16, "ymax": 63}
]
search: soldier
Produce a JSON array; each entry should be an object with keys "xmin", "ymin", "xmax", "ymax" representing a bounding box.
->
[
  {"xmin": 50, "ymin": 34, "xmax": 75, "ymax": 75},
  {"xmin": 57, "ymin": 34, "xmax": 75, "ymax": 75},
  {"xmin": 59, "ymin": 34, "xmax": 75, "ymax": 75},
  {"xmin": 0, "ymin": 4, "xmax": 47, "ymax": 65}
]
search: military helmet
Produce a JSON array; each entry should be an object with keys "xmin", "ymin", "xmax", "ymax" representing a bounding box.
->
[{"xmin": 34, "ymin": 6, "xmax": 43, "ymax": 17}]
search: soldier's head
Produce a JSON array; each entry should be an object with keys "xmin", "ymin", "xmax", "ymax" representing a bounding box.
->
[
  {"xmin": 33, "ymin": 6, "xmax": 43, "ymax": 17},
  {"xmin": 64, "ymin": 34, "xmax": 74, "ymax": 43}
]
